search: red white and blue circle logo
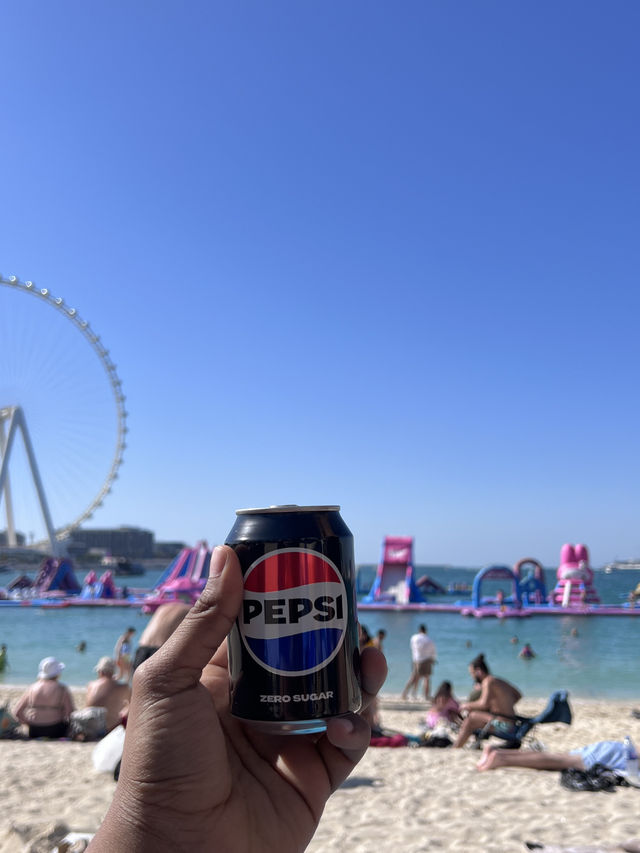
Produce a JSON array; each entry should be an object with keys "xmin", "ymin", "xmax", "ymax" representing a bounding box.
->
[{"xmin": 240, "ymin": 548, "xmax": 348, "ymax": 676}]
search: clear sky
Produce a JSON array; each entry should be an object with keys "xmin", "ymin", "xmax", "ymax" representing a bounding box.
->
[{"xmin": 1, "ymin": 1, "xmax": 639, "ymax": 568}]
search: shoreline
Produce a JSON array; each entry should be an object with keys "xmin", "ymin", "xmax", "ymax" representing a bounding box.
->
[
  {"xmin": 1, "ymin": 689, "xmax": 639, "ymax": 851},
  {"xmin": 2, "ymin": 682, "xmax": 639, "ymax": 704}
]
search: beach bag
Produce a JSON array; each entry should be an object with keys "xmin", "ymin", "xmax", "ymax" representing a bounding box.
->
[
  {"xmin": 420, "ymin": 733, "xmax": 453, "ymax": 748},
  {"xmin": 70, "ymin": 706, "xmax": 107, "ymax": 741},
  {"xmin": 560, "ymin": 763, "xmax": 628, "ymax": 792},
  {"xmin": 0, "ymin": 704, "xmax": 20, "ymax": 738},
  {"xmin": 92, "ymin": 724, "xmax": 125, "ymax": 773}
]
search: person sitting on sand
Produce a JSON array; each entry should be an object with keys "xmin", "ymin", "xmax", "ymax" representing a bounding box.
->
[
  {"xmin": 476, "ymin": 740, "xmax": 633, "ymax": 775},
  {"xmin": 13, "ymin": 657, "xmax": 75, "ymax": 739},
  {"xmin": 453, "ymin": 653, "xmax": 522, "ymax": 748},
  {"xmin": 84, "ymin": 656, "xmax": 131, "ymax": 732},
  {"xmin": 425, "ymin": 680, "xmax": 461, "ymax": 730},
  {"xmin": 132, "ymin": 602, "xmax": 192, "ymax": 672}
]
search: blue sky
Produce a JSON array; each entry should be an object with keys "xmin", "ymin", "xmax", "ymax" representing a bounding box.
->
[{"xmin": 1, "ymin": 1, "xmax": 639, "ymax": 567}]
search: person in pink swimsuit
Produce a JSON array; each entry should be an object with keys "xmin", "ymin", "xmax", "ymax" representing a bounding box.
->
[{"xmin": 426, "ymin": 681, "xmax": 461, "ymax": 729}]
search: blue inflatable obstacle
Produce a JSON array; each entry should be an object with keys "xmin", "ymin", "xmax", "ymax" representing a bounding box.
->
[
  {"xmin": 33, "ymin": 557, "xmax": 81, "ymax": 594},
  {"xmin": 471, "ymin": 565, "xmax": 522, "ymax": 610},
  {"xmin": 80, "ymin": 570, "xmax": 117, "ymax": 599},
  {"xmin": 468, "ymin": 561, "xmax": 547, "ymax": 612},
  {"xmin": 514, "ymin": 558, "xmax": 548, "ymax": 606}
]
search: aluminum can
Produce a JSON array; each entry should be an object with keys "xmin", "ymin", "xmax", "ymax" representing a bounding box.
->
[{"xmin": 225, "ymin": 505, "xmax": 362, "ymax": 734}]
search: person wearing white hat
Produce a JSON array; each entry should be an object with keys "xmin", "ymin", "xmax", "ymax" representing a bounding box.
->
[{"xmin": 13, "ymin": 656, "xmax": 75, "ymax": 738}]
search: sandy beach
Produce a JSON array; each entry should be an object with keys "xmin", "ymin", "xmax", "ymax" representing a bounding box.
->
[{"xmin": 1, "ymin": 687, "xmax": 639, "ymax": 852}]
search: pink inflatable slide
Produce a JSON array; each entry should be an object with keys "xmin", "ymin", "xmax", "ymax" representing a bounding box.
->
[{"xmin": 549, "ymin": 543, "xmax": 600, "ymax": 606}]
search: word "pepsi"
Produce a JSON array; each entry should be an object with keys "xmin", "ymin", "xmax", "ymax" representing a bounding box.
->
[{"xmin": 243, "ymin": 595, "xmax": 344, "ymax": 625}]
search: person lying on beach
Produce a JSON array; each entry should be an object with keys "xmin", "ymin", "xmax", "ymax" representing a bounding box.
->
[
  {"xmin": 87, "ymin": 545, "xmax": 387, "ymax": 853},
  {"xmin": 84, "ymin": 656, "xmax": 131, "ymax": 732},
  {"xmin": 425, "ymin": 680, "xmax": 461, "ymax": 730},
  {"xmin": 132, "ymin": 601, "xmax": 192, "ymax": 672},
  {"xmin": 476, "ymin": 740, "xmax": 630, "ymax": 774},
  {"xmin": 14, "ymin": 657, "xmax": 75, "ymax": 739},
  {"xmin": 453, "ymin": 653, "xmax": 522, "ymax": 748}
]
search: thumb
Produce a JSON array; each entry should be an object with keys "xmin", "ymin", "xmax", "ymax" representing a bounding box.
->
[{"xmin": 141, "ymin": 545, "xmax": 244, "ymax": 692}]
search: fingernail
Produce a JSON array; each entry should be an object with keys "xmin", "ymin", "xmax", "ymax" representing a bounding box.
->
[{"xmin": 209, "ymin": 545, "xmax": 228, "ymax": 578}]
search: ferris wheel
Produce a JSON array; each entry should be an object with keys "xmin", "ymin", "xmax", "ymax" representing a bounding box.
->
[{"xmin": 0, "ymin": 273, "xmax": 127, "ymax": 553}]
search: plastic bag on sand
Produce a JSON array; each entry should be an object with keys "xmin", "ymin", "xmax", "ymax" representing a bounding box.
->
[{"xmin": 92, "ymin": 724, "xmax": 125, "ymax": 773}]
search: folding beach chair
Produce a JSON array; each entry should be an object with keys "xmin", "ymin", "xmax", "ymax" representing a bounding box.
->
[{"xmin": 474, "ymin": 689, "xmax": 572, "ymax": 750}]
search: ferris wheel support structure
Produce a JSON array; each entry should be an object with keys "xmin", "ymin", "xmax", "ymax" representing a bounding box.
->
[{"xmin": 0, "ymin": 405, "xmax": 59, "ymax": 554}]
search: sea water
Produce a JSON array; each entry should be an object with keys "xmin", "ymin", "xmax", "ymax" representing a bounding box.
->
[
  {"xmin": 357, "ymin": 565, "xmax": 640, "ymax": 700},
  {"xmin": 1, "ymin": 565, "xmax": 639, "ymax": 700}
]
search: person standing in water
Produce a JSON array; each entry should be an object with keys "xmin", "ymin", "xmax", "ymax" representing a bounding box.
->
[
  {"xmin": 114, "ymin": 626, "xmax": 136, "ymax": 682},
  {"xmin": 401, "ymin": 624, "xmax": 437, "ymax": 701},
  {"xmin": 519, "ymin": 643, "xmax": 536, "ymax": 659}
]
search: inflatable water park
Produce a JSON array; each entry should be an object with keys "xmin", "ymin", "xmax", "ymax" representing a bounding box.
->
[
  {"xmin": 140, "ymin": 542, "xmax": 212, "ymax": 612},
  {"xmin": 0, "ymin": 542, "xmax": 212, "ymax": 610},
  {"xmin": 358, "ymin": 539, "xmax": 640, "ymax": 617}
]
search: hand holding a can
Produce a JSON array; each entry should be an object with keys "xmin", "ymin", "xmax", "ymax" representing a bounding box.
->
[{"xmin": 89, "ymin": 545, "xmax": 387, "ymax": 853}]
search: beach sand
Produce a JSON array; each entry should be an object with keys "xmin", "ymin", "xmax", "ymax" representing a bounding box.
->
[{"xmin": 1, "ymin": 687, "xmax": 639, "ymax": 852}]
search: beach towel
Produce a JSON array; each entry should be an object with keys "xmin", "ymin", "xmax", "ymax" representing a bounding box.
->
[{"xmin": 370, "ymin": 733, "xmax": 409, "ymax": 747}]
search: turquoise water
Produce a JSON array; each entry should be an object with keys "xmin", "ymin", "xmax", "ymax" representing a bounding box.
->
[
  {"xmin": 1, "ymin": 565, "xmax": 639, "ymax": 700},
  {"xmin": 358, "ymin": 565, "xmax": 640, "ymax": 700}
]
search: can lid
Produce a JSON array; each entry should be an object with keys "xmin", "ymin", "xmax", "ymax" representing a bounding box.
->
[{"xmin": 235, "ymin": 504, "xmax": 340, "ymax": 515}]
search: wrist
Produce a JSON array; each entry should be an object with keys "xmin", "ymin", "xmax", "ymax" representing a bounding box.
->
[{"xmin": 90, "ymin": 786, "xmax": 211, "ymax": 853}]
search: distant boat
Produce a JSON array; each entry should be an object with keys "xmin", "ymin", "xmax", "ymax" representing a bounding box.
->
[
  {"xmin": 100, "ymin": 556, "xmax": 145, "ymax": 576},
  {"xmin": 604, "ymin": 560, "xmax": 640, "ymax": 573}
]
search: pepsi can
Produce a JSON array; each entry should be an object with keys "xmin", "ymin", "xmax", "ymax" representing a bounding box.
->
[{"xmin": 225, "ymin": 505, "xmax": 362, "ymax": 734}]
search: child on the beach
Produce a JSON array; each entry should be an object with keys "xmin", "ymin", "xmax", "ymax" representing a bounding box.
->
[{"xmin": 425, "ymin": 681, "xmax": 461, "ymax": 729}]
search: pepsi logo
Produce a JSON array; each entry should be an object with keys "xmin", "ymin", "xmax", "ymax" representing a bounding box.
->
[{"xmin": 240, "ymin": 548, "xmax": 348, "ymax": 677}]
